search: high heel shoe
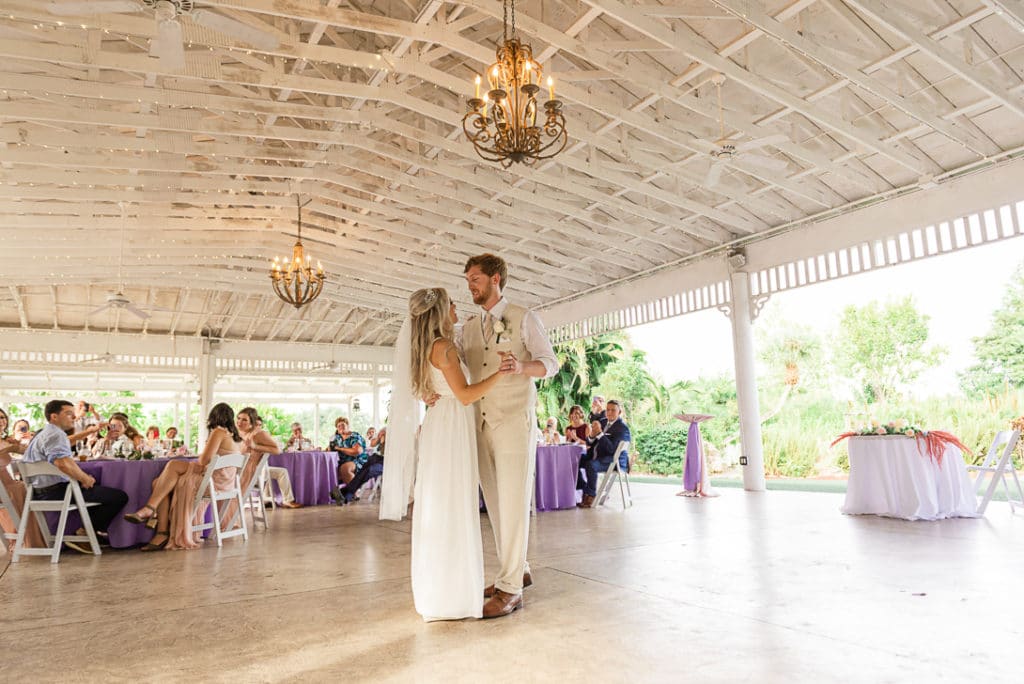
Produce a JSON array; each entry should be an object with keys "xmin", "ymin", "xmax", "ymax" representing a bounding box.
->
[
  {"xmin": 124, "ymin": 504, "xmax": 157, "ymax": 526},
  {"xmin": 140, "ymin": 531, "xmax": 168, "ymax": 552}
]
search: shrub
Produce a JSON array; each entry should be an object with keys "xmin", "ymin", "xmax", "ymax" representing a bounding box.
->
[{"xmin": 633, "ymin": 422, "xmax": 688, "ymax": 476}]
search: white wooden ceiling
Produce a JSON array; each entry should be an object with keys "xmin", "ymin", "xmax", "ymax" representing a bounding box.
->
[{"xmin": 1, "ymin": 0, "xmax": 1023, "ymax": 346}]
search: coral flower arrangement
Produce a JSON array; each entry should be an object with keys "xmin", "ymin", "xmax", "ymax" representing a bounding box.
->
[{"xmin": 831, "ymin": 419, "xmax": 972, "ymax": 466}]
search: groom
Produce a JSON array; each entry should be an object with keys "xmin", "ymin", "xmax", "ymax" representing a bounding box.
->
[{"xmin": 462, "ymin": 254, "xmax": 558, "ymax": 618}]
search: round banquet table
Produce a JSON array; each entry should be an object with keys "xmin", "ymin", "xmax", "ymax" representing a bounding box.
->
[
  {"xmin": 52, "ymin": 458, "xmax": 199, "ymax": 548},
  {"xmin": 535, "ymin": 444, "xmax": 584, "ymax": 511},
  {"xmin": 268, "ymin": 450, "xmax": 340, "ymax": 506},
  {"xmin": 842, "ymin": 436, "xmax": 978, "ymax": 521}
]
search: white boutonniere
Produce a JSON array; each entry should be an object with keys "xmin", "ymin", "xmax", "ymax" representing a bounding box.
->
[{"xmin": 492, "ymin": 317, "xmax": 509, "ymax": 343}]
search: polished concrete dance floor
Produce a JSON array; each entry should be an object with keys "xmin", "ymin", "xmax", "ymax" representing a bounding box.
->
[{"xmin": 2, "ymin": 483, "xmax": 1020, "ymax": 683}]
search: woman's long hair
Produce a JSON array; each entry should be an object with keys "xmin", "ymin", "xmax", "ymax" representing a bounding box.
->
[
  {"xmin": 238, "ymin": 407, "xmax": 260, "ymax": 433},
  {"xmin": 110, "ymin": 411, "xmax": 143, "ymax": 442},
  {"xmin": 409, "ymin": 287, "xmax": 454, "ymax": 401},
  {"xmin": 207, "ymin": 402, "xmax": 243, "ymax": 442},
  {"xmin": 0, "ymin": 407, "xmax": 8, "ymax": 438}
]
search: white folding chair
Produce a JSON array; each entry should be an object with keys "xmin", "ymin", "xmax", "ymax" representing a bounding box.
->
[
  {"xmin": 967, "ymin": 430, "xmax": 1023, "ymax": 515},
  {"xmin": 188, "ymin": 453, "xmax": 248, "ymax": 547},
  {"xmin": 259, "ymin": 464, "xmax": 278, "ymax": 512},
  {"xmin": 241, "ymin": 453, "xmax": 272, "ymax": 531},
  {"xmin": 594, "ymin": 441, "xmax": 633, "ymax": 509},
  {"xmin": 12, "ymin": 462, "xmax": 102, "ymax": 563},
  {"xmin": 0, "ymin": 476, "xmax": 22, "ymax": 552},
  {"xmin": 363, "ymin": 476, "xmax": 382, "ymax": 503}
]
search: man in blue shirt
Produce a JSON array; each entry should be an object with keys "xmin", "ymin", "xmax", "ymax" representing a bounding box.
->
[
  {"xmin": 21, "ymin": 399, "xmax": 129, "ymax": 553},
  {"xmin": 577, "ymin": 399, "xmax": 631, "ymax": 508}
]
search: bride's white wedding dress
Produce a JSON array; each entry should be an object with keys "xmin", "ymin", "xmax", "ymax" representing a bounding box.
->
[{"xmin": 411, "ymin": 362, "xmax": 484, "ymax": 621}]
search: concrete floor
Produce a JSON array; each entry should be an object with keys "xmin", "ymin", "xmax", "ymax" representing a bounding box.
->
[{"xmin": 1, "ymin": 483, "xmax": 1020, "ymax": 683}]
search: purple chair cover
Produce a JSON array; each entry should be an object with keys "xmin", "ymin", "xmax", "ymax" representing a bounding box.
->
[
  {"xmin": 535, "ymin": 444, "xmax": 584, "ymax": 511},
  {"xmin": 268, "ymin": 451, "xmax": 340, "ymax": 506},
  {"xmin": 50, "ymin": 458, "xmax": 198, "ymax": 549},
  {"xmin": 683, "ymin": 421, "xmax": 704, "ymax": 491}
]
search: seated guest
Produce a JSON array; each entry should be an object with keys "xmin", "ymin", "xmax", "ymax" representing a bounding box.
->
[
  {"xmin": 328, "ymin": 417, "xmax": 366, "ymax": 486},
  {"xmin": 284, "ymin": 422, "xmax": 312, "ymax": 452},
  {"xmin": 19, "ymin": 400, "xmax": 129, "ymax": 554},
  {"xmin": 0, "ymin": 408, "xmax": 26, "ymax": 457},
  {"xmin": 577, "ymin": 399, "xmax": 631, "ymax": 509},
  {"xmin": 73, "ymin": 400, "xmax": 101, "ymax": 433},
  {"xmin": 123, "ymin": 403, "xmax": 243, "ymax": 551},
  {"xmin": 145, "ymin": 425, "xmax": 160, "ymax": 443},
  {"xmin": 91, "ymin": 415, "xmax": 134, "ymax": 458},
  {"xmin": 564, "ymin": 405, "xmax": 590, "ymax": 446},
  {"xmin": 589, "ymin": 396, "xmax": 608, "ymax": 429},
  {"xmin": 11, "ymin": 419, "xmax": 33, "ymax": 446},
  {"xmin": 0, "ymin": 449, "xmax": 45, "ymax": 553},
  {"xmin": 335, "ymin": 427, "xmax": 385, "ymax": 505},
  {"xmin": 542, "ymin": 417, "xmax": 564, "ymax": 445},
  {"xmin": 165, "ymin": 426, "xmax": 179, "ymax": 442},
  {"xmin": 236, "ymin": 407, "xmax": 301, "ymax": 509},
  {"xmin": 364, "ymin": 427, "xmax": 378, "ymax": 457},
  {"xmin": 109, "ymin": 412, "xmax": 144, "ymax": 449}
]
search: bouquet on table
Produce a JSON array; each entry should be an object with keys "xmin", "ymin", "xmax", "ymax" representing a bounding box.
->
[{"xmin": 831, "ymin": 419, "xmax": 971, "ymax": 465}]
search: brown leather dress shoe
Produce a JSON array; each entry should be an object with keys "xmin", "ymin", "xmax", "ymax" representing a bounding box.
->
[
  {"xmin": 577, "ymin": 494, "xmax": 595, "ymax": 508},
  {"xmin": 482, "ymin": 589, "xmax": 522, "ymax": 619},
  {"xmin": 483, "ymin": 572, "xmax": 533, "ymax": 599}
]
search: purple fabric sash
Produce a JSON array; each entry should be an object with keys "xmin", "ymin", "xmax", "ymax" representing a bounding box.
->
[{"xmin": 683, "ymin": 421, "xmax": 703, "ymax": 491}]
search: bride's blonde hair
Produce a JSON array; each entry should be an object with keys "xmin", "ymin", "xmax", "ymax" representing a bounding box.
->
[{"xmin": 409, "ymin": 287, "xmax": 454, "ymax": 400}]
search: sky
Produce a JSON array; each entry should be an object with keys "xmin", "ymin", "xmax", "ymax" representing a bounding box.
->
[{"xmin": 627, "ymin": 235, "xmax": 1024, "ymax": 398}]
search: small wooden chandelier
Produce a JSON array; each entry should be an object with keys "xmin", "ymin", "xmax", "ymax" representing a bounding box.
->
[{"xmin": 270, "ymin": 196, "xmax": 324, "ymax": 309}]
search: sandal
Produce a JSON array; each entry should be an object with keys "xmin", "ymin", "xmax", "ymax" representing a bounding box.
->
[
  {"xmin": 124, "ymin": 504, "xmax": 157, "ymax": 526},
  {"xmin": 141, "ymin": 530, "xmax": 168, "ymax": 552}
]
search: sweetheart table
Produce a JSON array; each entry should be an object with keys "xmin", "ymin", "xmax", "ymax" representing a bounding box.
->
[{"xmin": 842, "ymin": 436, "xmax": 978, "ymax": 521}]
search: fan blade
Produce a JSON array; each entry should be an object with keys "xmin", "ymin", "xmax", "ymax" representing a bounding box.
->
[
  {"xmin": 704, "ymin": 161, "xmax": 725, "ymax": 188},
  {"xmin": 740, "ymin": 154, "xmax": 790, "ymax": 172},
  {"xmin": 151, "ymin": 19, "xmax": 185, "ymax": 71},
  {"xmin": 191, "ymin": 9, "xmax": 279, "ymax": 50},
  {"xmin": 46, "ymin": 1, "xmax": 143, "ymax": 15},
  {"xmin": 690, "ymin": 138, "xmax": 721, "ymax": 154},
  {"xmin": 123, "ymin": 303, "xmax": 151, "ymax": 320},
  {"xmin": 87, "ymin": 303, "xmax": 115, "ymax": 317},
  {"xmin": 735, "ymin": 134, "xmax": 789, "ymax": 153}
]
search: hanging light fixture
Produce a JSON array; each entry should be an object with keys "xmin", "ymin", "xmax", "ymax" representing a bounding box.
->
[
  {"xmin": 270, "ymin": 196, "xmax": 325, "ymax": 309},
  {"xmin": 462, "ymin": 0, "xmax": 568, "ymax": 167}
]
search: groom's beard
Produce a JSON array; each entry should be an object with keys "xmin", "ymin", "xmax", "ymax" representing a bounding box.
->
[{"xmin": 470, "ymin": 284, "xmax": 493, "ymax": 306}]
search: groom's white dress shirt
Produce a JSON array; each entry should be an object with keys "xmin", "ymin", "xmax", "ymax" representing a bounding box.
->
[{"xmin": 457, "ymin": 297, "xmax": 558, "ymax": 378}]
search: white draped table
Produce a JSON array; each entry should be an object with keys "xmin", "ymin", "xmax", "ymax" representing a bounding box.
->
[{"xmin": 842, "ymin": 436, "xmax": 978, "ymax": 521}]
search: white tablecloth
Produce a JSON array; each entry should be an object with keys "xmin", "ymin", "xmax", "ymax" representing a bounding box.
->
[{"xmin": 842, "ymin": 436, "xmax": 978, "ymax": 521}]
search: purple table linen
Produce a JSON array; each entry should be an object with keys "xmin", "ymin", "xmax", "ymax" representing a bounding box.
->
[
  {"xmin": 683, "ymin": 421, "xmax": 704, "ymax": 491},
  {"xmin": 535, "ymin": 444, "xmax": 584, "ymax": 511},
  {"xmin": 51, "ymin": 458, "xmax": 196, "ymax": 549},
  {"xmin": 268, "ymin": 451, "xmax": 340, "ymax": 506}
]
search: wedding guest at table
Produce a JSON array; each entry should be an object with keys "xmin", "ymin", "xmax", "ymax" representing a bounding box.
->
[
  {"xmin": 0, "ymin": 449, "xmax": 45, "ymax": 554},
  {"xmin": 109, "ymin": 412, "xmax": 144, "ymax": 449},
  {"xmin": 336, "ymin": 427, "xmax": 385, "ymax": 505},
  {"xmin": 145, "ymin": 426, "xmax": 160, "ymax": 442},
  {"xmin": 236, "ymin": 407, "xmax": 301, "ymax": 509},
  {"xmin": 284, "ymin": 422, "xmax": 313, "ymax": 452},
  {"xmin": 11, "ymin": 419, "xmax": 33, "ymax": 446},
  {"xmin": 123, "ymin": 402, "xmax": 243, "ymax": 551},
  {"xmin": 73, "ymin": 401, "xmax": 101, "ymax": 433},
  {"xmin": 364, "ymin": 427, "xmax": 378, "ymax": 457},
  {"xmin": 329, "ymin": 417, "xmax": 366, "ymax": 486},
  {"xmin": 165, "ymin": 426, "xmax": 179, "ymax": 441},
  {"xmin": 589, "ymin": 396, "xmax": 607, "ymax": 429},
  {"xmin": 577, "ymin": 399, "xmax": 631, "ymax": 509},
  {"xmin": 0, "ymin": 408, "xmax": 26, "ymax": 457},
  {"xmin": 20, "ymin": 400, "xmax": 129, "ymax": 554},
  {"xmin": 542, "ymin": 417, "xmax": 564, "ymax": 445},
  {"xmin": 91, "ymin": 415, "xmax": 133, "ymax": 458},
  {"xmin": 564, "ymin": 405, "xmax": 590, "ymax": 445}
]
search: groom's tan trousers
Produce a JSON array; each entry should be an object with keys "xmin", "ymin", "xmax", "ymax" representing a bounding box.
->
[{"xmin": 477, "ymin": 413, "xmax": 535, "ymax": 595}]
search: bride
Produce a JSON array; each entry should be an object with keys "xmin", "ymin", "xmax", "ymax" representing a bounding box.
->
[{"xmin": 383, "ymin": 287, "xmax": 509, "ymax": 621}]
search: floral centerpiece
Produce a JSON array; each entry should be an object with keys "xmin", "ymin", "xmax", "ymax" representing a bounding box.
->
[{"xmin": 831, "ymin": 419, "xmax": 971, "ymax": 465}]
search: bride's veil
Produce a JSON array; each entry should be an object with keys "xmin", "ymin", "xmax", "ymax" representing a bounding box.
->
[{"xmin": 379, "ymin": 316, "xmax": 419, "ymax": 521}]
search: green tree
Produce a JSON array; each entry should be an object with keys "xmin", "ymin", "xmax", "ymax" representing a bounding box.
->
[
  {"xmin": 594, "ymin": 350, "xmax": 670, "ymax": 426},
  {"xmin": 960, "ymin": 264, "xmax": 1024, "ymax": 396},
  {"xmin": 758, "ymin": 316, "xmax": 823, "ymax": 420},
  {"xmin": 832, "ymin": 297, "xmax": 945, "ymax": 403},
  {"xmin": 536, "ymin": 333, "xmax": 624, "ymax": 421}
]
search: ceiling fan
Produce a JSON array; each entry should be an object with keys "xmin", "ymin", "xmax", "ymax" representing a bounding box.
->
[
  {"xmin": 694, "ymin": 74, "xmax": 790, "ymax": 188},
  {"xmin": 80, "ymin": 351, "xmax": 121, "ymax": 365},
  {"xmin": 87, "ymin": 203, "xmax": 161, "ymax": 321},
  {"xmin": 46, "ymin": 1, "xmax": 279, "ymax": 71},
  {"xmin": 310, "ymin": 360, "xmax": 342, "ymax": 373}
]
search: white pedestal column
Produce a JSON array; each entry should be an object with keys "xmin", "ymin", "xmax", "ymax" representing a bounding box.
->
[
  {"xmin": 197, "ymin": 339, "xmax": 216, "ymax": 447},
  {"xmin": 729, "ymin": 269, "xmax": 767, "ymax": 492},
  {"xmin": 313, "ymin": 400, "xmax": 320, "ymax": 448},
  {"xmin": 183, "ymin": 391, "xmax": 192, "ymax": 450},
  {"xmin": 372, "ymin": 374, "xmax": 380, "ymax": 429}
]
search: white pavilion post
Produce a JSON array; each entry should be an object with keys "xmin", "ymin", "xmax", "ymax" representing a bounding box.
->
[
  {"xmin": 183, "ymin": 391, "xmax": 192, "ymax": 449},
  {"xmin": 313, "ymin": 400, "xmax": 320, "ymax": 448},
  {"xmin": 728, "ymin": 265, "xmax": 767, "ymax": 492},
  {"xmin": 372, "ymin": 373, "xmax": 380, "ymax": 428},
  {"xmin": 173, "ymin": 400, "xmax": 180, "ymax": 431},
  {"xmin": 197, "ymin": 339, "xmax": 216, "ymax": 446}
]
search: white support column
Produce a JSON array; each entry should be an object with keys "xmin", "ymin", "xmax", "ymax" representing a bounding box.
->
[
  {"xmin": 197, "ymin": 338, "xmax": 216, "ymax": 446},
  {"xmin": 313, "ymin": 400, "xmax": 320, "ymax": 447},
  {"xmin": 728, "ymin": 264, "xmax": 767, "ymax": 492},
  {"xmin": 183, "ymin": 390, "xmax": 192, "ymax": 449},
  {"xmin": 173, "ymin": 400, "xmax": 180, "ymax": 432},
  {"xmin": 372, "ymin": 374, "xmax": 380, "ymax": 428}
]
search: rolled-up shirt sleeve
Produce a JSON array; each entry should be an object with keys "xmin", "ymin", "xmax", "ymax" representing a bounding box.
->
[{"xmin": 522, "ymin": 310, "xmax": 559, "ymax": 378}]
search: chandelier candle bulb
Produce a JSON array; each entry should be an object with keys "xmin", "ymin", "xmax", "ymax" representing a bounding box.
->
[
  {"xmin": 547, "ymin": 76, "xmax": 554, "ymax": 100},
  {"xmin": 475, "ymin": 75, "xmax": 481, "ymax": 99}
]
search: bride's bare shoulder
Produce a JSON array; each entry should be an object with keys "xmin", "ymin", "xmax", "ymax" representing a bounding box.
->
[{"xmin": 429, "ymin": 338, "xmax": 457, "ymax": 367}]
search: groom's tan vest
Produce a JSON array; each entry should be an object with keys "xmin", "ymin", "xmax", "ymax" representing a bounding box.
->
[{"xmin": 463, "ymin": 303, "xmax": 536, "ymax": 429}]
